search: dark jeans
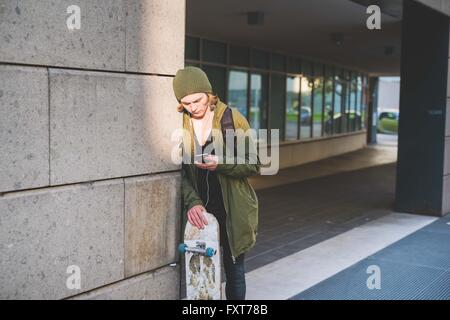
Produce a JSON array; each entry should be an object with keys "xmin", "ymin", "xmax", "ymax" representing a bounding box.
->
[{"xmin": 215, "ymin": 209, "xmax": 246, "ymax": 300}]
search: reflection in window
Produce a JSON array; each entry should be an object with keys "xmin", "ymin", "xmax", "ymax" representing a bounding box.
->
[
  {"xmin": 324, "ymin": 74, "xmax": 334, "ymax": 136},
  {"xmin": 349, "ymin": 73, "xmax": 357, "ymax": 132},
  {"xmin": 228, "ymin": 70, "xmax": 248, "ymax": 118},
  {"xmin": 252, "ymin": 49, "xmax": 270, "ymax": 69},
  {"xmin": 270, "ymin": 74, "xmax": 286, "ymax": 140},
  {"xmin": 186, "ymin": 36, "xmax": 200, "ymax": 60},
  {"xmin": 300, "ymin": 77, "xmax": 312, "ymax": 139},
  {"xmin": 333, "ymin": 78, "xmax": 342, "ymax": 134},
  {"xmin": 285, "ymin": 76, "xmax": 300, "ymax": 140},
  {"xmin": 313, "ymin": 77, "xmax": 324, "ymax": 138},
  {"xmin": 334, "ymin": 71, "xmax": 347, "ymax": 134},
  {"xmin": 342, "ymin": 72, "xmax": 350, "ymax": 133},
  {"xmin": 230, "ymin": 45, "xmax": 250, "ymax": 67},
  {"xmin": 250, "ymin": 73, "xmax": 268, "ymax": 130},
  {"xmin": 185, "ymin": 36, "xmax": 372, "ymax": 142},
  {"xmin": 356, "ymin": 75, "xmax": 362, "ymax": 130},
  {"xmin": 361, "ymin": 76, "xmax": 368, "ymax": 129},
  {"xmin": 272, "ymin": 53, "xmax": 286, "ymax": 72},
  {"xmin": 202, "ymin": 40, "xmax": 227, "ymax": 64},
  {"xmin": 203, "ymin": 65, "xmax": 226, "ymax": 102}
]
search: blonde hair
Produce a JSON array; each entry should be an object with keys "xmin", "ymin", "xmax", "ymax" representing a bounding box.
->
[{"xmin": 176, "ymin": 92, "xmax": 219, "ymax": 113}]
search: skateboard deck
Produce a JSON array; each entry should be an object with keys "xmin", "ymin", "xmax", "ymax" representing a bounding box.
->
[{"xmin": 179, "ymin": 212, "xmax": 222, "ymax": 300}]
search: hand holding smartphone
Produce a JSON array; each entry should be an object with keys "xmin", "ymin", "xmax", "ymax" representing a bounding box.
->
[{"xmin": 194, "ymin": 153, "xmax": 209, "ymax": 164}]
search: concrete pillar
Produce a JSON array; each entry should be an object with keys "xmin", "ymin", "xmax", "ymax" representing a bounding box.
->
[{"xmin": 395, "ymin": 0, "xmax": 450, "ymax": 216}]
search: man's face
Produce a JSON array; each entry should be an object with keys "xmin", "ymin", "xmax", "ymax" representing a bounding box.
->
[{"xmin": 181, "ymin": 92, "xmax": 209, "ymax": 119}]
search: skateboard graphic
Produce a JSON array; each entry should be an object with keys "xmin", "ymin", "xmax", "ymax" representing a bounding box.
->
[{"xmin": 179, "ymin": 211, "xmax": 222, "ymax": 300}]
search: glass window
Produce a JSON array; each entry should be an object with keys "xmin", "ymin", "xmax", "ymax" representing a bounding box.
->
[
  {"xmin": 287, "ymin": 57, "xmax": 301, "ymax": 74},
  {"xmin": 270, "ymin": 74, "xmax": 286, "ymax": 140},
  {"xmin": 333, "ymin": 69, "xmax": 347, "ymax": 134},
  {"xmin": 202, "ymin": 40, "xmax": 227, "ymax": 64},
  {"xmin": 228, "ymin": 70, "xmax": 248, "ymax": 118},
  {"xmin": 251, "ymin": 49, "xmax": 270, "ymax": 70},
  {"xmin": 250, "ymin": 73, "xmax": 269, "ymax": 131},
  {"xmin": 186, "ymin": 36, "xmax": 200, "ymax": 60},
  {"xmin": 349, "ymin": 73, "xmax": 357, "ymax": 132},
  {"xmin": 203, "ymin": 65, "xmax": 226, "ymax": 101},
  {"xmin": 230, "ymin": 45, "xmax": 250, "ymax": 67},
  {"xmin": 302, "ymin": 60, "xmax": 313, "ymax": 77},
  {"xmin": 300, "ymin": 76, "xmax": 313, "ymax": 139},
  {"xmin": 312, "ymin": 63, "xmax": 324, "ymax": 138},
  {"xmin": 356, "ymin": 74, "xmax": 362, "ymax": 130},
  {"xmin": 361, "ymin": 76, "xmax": 368, "ymax": 129},
  {"xmin": 324, "ymin": 66, "xmax": 334, "ymax": 136},
  {"xmin": 285, "ymin": 76, "xmax": 300, "ymax": 140},
  {"xmin": 271, "ymin": 53, "xmax": 286, "ymax": 72},
  {"xmin": 342, "ymin": 70, "xmax": 350, "ymax": 133},
  {"xmin": 188, "ymin": 35, "xmax": 372, "ymax": 141}
]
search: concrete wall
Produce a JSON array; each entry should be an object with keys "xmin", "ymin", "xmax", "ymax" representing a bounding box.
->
[
  {"xmin": 277, "ymin": 132, "xmax": 367, "ymax": 170},
  {"xmin": 0, "ymin": 0, "xmax": 184, "ymax": 299}
]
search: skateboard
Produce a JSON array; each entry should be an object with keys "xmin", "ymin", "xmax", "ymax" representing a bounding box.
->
[{"xmin": 178, "ymin": 211, "xmax": 222, "ymax": 300}]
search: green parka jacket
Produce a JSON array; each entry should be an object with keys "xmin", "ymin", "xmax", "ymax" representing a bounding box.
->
[{"xmin": 180, "ymin": 97, "xmax": 261, "ymax": 261}]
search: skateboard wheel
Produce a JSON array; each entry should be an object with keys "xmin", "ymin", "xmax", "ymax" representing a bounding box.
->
[
  {"xmin": 178, "ymin": 243, "xmax": 187, "ymax": 254},
  {"xmin": 205, "ymin": 247, "xmax": 216, "ymax": 257}
]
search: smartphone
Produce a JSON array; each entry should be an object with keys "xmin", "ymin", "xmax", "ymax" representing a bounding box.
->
[{"xmin": 194, "ymin": 153, "xmax": 209, "ymax": 164}]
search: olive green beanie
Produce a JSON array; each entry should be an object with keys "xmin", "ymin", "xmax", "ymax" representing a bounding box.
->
[{"xmin": 172, "ymin": 66, "xmax": 213, "ymax": 102}]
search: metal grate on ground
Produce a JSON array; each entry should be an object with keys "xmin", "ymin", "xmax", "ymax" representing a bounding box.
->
[{"xmin": 289, "ymin": 214, "xmax": 450, "ymax": 300}]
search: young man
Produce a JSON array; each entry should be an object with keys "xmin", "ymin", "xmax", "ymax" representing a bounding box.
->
[{"xmin": 173, "ymin": 66, "xmax": 261, "ymax": 300}]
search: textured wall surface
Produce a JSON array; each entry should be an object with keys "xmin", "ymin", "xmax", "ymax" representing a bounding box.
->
[{"xmin": 0, "ymin": 0, "xmax": 185, "ymax": 299}]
